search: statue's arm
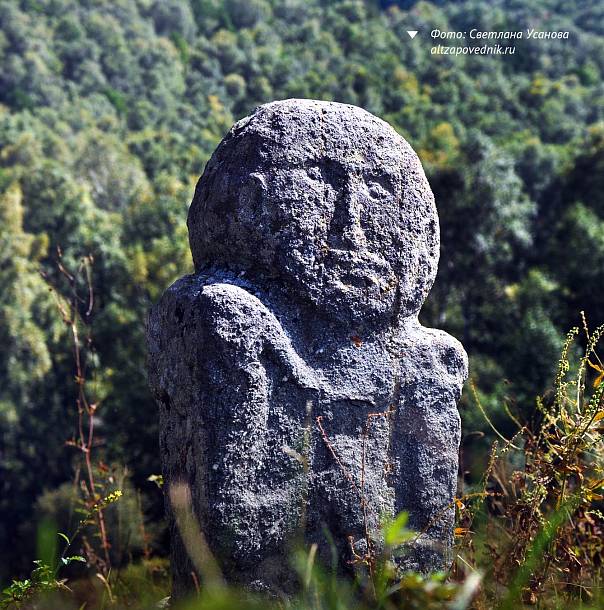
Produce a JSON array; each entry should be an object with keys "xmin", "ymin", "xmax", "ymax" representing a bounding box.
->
[
  {"xmin": 148, "ymin": 277, "xmax": 311, "ymax": 568},
  {"xmin": 391, "ymin": 326, "xmax": 468, "ymax": 570},
  {"xmin": 148, "ymin": 277, "xmax": 289, "ymax": 482}
]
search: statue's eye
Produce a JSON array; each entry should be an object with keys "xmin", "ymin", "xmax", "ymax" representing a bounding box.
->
[{"xmin": 366, "ymin": 181, "xmax": 388, "ymax": 200}]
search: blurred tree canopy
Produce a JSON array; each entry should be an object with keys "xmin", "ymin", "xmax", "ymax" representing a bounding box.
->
[{"xmin": 0, "ymin": 0, "xmax": 603, "ymax": 581}]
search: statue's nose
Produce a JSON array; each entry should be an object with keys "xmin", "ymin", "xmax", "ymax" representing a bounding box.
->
[{"xmin": 328, "ymin": 174, "xmax": 367, "ymax": 250}]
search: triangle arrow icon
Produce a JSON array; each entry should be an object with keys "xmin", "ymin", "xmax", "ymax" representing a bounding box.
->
[{"xmin": 407, "ymin": 30, "xmax": 418, "ymax": 39}]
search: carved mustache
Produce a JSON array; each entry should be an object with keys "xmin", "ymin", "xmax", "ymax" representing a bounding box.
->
[{"xmin": 320, "ymin": 249, "xmax": 396, "ymax": 291}]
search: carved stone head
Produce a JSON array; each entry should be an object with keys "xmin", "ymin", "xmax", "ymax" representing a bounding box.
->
[{"xmin": 188, "ymin": 99, "xmax": 439, "ymax": 324}]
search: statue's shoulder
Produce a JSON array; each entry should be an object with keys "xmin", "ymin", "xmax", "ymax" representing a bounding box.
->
[
  {"xmin": 398, "ymin": 320, "xmax": 468, "ymax": 385},
  {"xmin": 199, "ymin": 281, "xmax": 276, "ymax": 328},
  {"xmin": 150, "ymin": 274, "xmax": 319, "ymax": 380},
  {"xmin": 149, "ymin": 273, "xmax": 319, "ymax": 400},
  {"xmin": 150, "ymin": 274, "xmax": 282, "ymax": 350}
]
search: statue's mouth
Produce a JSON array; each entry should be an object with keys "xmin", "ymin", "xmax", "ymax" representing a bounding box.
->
[{"xmin": 322, "ymin": 249, "xmax": 394, "ymax": 292}]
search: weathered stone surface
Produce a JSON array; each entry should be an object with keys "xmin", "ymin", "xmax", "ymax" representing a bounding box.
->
[{"xmin": 147, "ymin": 99, "xmax": 468, "ymax": 597}]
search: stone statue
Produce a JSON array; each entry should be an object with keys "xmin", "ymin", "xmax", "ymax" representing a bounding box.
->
[{"xmin": 147, "ymin": 99, "xmax": 468, "ymax": 597}]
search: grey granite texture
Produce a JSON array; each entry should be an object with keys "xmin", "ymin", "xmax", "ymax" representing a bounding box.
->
[{"xmin": 147, "ymin": 99, "xmax": 468, "ymax": 597}]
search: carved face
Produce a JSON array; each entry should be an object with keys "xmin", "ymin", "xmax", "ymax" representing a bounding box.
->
[{"xmin": 188, "ymin": 100, "xmax": 439, "ymax": 324}]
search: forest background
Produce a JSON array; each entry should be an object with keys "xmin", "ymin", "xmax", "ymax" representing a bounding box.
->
[{"xmin": 1, "ymin": 0, "xmax": 603, "ymax": 587}]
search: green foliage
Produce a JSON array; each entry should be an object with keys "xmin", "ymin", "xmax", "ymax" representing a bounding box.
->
[
  {"xmin": 0, "ymin": 560, "xmax": 64, "ymax": 608},
  {"xmin": 35, "ymin": 475, "xmax": 146, "ymax": 568},
  {"xmin": 1, "ymin": 488, "xmax": 122, "ymax": 609},
  {"xmin": 103, "ymin": 87, "xmax": 128, "ymax": 115},
  {"xmin": 456, "ymin": 320, "xmax": 604, "ymax": 607}
]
